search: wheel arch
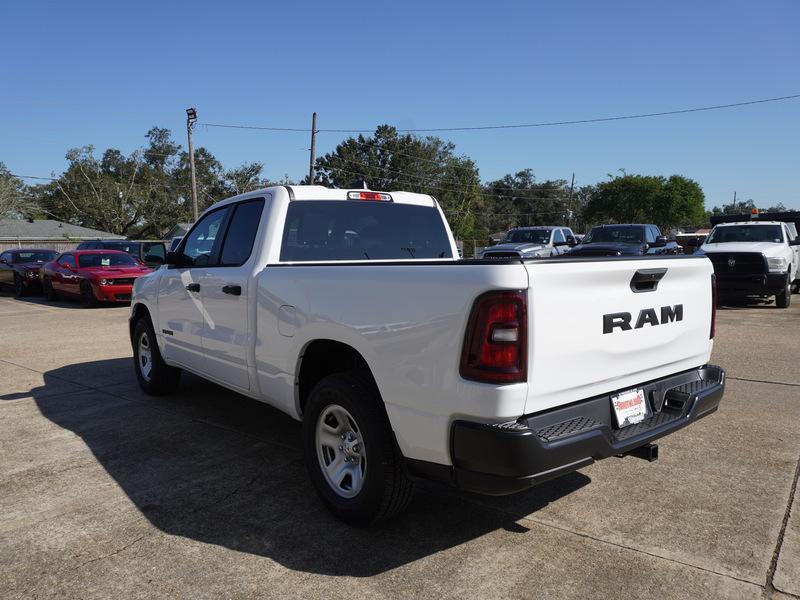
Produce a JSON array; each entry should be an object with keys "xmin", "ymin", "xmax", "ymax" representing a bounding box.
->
[
  {"xmin": 295, "ymin": 339, "xmax": 378, "ymax": 418},
  {"xmin": 129, "ymin": 302, "xmax": 153, "ymax": 350}
]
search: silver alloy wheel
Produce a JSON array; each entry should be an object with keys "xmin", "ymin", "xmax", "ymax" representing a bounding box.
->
[
  {"xmin": 138, "ymin": 331, "xmax": 153, "ymax": 382},
  {"xmin": 315, "ymin": 404, "xmax": 366, "ymax": 498}
]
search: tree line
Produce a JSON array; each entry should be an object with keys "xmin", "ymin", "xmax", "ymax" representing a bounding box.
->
[{"xmin": 0, "ymin": 125, "xmax": 793, "ymax": 241}]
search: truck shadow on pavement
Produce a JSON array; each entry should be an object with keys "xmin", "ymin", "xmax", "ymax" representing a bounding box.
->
[{"xmin": 26, "ymin": 358, "xmax": 589, "ymax": 577}]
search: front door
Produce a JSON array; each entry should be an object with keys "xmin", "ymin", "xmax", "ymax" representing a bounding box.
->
[
  {"xmin": 157, "ymin": 206, "xmax": 231, "ymax": 372},
  {"xmin": 200, "ymin": 197, "xmax": 267, "ymax": 390},
  {"xmin": 0, "ymin": 252, "xmax": 12, "ymax": 287},
  {"xmin": 55, "ymin": 254, "xmax": 80, "ymax": 295}
]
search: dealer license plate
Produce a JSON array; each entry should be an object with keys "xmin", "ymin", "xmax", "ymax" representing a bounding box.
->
[{"xmin": 611, "ymin": 388, "xmax": 647, "ymax": 428}]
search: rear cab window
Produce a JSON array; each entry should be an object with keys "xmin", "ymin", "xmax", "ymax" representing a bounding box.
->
[{"xmin": 279, "ymin": 200, "xmax": 453, "ymax": 262}]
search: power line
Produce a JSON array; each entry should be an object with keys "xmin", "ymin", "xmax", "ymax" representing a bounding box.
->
[
  {"xmin": 319, "ymin": 164, "xmax": 574, "ymax": 202},
  {"xmin": 201, "ymin": 93, "xmax": 800, "ymax": 134}
]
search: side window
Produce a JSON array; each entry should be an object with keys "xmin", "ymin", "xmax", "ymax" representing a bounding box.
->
[
  {"xmin": 142, "ymin": 242, "xmax": 166, "ymax": 262},
  {"xmin": 220, "ymin": 198, "xmax": 265, "ymax": 266},
  {"xmin": 645, "ymin": 227, "xmax": 656, "ymax": 244},
  {"xmin": 553, "ymin": 229, "xmax": 566, "ymax": 244},
  {"xmin": 58, "ymin": 255, "xmax": 76, "ymax": 268},
  {"xmin": 181, "ymin": 207, "xmax": 230, "ymax": 267}
]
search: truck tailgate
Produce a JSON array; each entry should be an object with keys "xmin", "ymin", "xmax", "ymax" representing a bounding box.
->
[{"xmin": 523, "ymin": 256, "xmax": 714, "ymax": 414}]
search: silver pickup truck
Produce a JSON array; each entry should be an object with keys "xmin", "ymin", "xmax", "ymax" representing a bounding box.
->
[{"xmin": 477, "ymin": 226, "xmax": 579, "ymax": 259}]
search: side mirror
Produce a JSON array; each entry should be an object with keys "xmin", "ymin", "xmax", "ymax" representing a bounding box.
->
[
  {"xmin": 651, "ymin": 235, "xmax": 668, "ymax": 248},
  {"xmin": 553, "ymin": 240, "xmax": 568, "ymax": 247},
  {"xmin": 789, "ymin": 238, "xmax": 800, "ymax": 246},
  {"xmin": 0, "ymin": 258, "xmax": 7, "ymax": 265},
  {"xmin": 166, "ymin": 251, "xmax": 186, "ymax": 267},
  {"xmin": 144, "ymin": 254, "xmax": 164, "ymax": 265},
  {"xmin": 566, "ymin": 235, "xmax": 577, "ymax": 247}
]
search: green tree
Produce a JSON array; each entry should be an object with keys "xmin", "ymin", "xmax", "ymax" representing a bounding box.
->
[
  {"xmin": 584, "ymin": 173, "xmax": 705, "ymax": 230},
  {"xmin": 0, "ymin": 163, "xmax": 36, "ymax": 219},
  {"xmin": 315, "ymin": 125, "xmax": 483, "ymax": 239},
  {"xmin": 31, "ymin": 127, "xmax": 272, "ymax": 238},
  {"xmin": 482, "ymin": 170, "xmax": 571, "ymax": 232}
]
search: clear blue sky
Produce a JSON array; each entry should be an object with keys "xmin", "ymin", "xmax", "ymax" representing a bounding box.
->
[{"xmin": 1, "ymin": 0, "xmax": 798, "ymax": 209}]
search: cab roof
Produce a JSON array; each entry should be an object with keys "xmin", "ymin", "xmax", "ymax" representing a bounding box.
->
[
  {"xmin": 714, "ymin": 220, "xmax": 783, "ymax": 227},
  {"xmin": 212, "ymin": 185, "xmax": 437, "ymax": 209}
]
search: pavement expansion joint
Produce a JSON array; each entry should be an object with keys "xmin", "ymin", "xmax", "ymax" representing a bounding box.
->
[
  {"xmin": 767, "ymin": 454, "xmax": 800, "ymax": 598},
  {"xmin": 727, "ymin": 376, "xmax": 800, "ymax": 388},
  {"xmin": 431, "ymin": 488, "xmax": 766, "ymax": 589}
]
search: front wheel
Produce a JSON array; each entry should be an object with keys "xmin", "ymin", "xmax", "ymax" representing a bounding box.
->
[
  {"xmin": 776, "ymin": 276, "xmax": 792, "ymax": 308},
  {"xmin": 132, "ymin": 316, "xmax": 181, "ymax": 395},
  {"xmin": 302, "ymin": 372, "xmax": 414, "ymax": 525},
  {"xmin": 13, "ymin": 275, "xmax": 26, "ymax": 298},
  {"xmin": 80, "ymin": 281, "xmax": 98, "ymax": 308}
]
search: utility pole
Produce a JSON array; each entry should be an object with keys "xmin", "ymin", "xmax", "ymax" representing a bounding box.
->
[
  {"xmin": 308, "ymin": 112, "xmax": 318, "ymax": 184},
  {"xmin": 732, "ymin": 190, "xmax": 737, "ymax": 211},
  {"xmin": 567, "ymin": 172, "xmax": 575, "ymax": 225},
  {"xmin": 186, "ymin": 107, "xmax": 199, "ymax": 221}
]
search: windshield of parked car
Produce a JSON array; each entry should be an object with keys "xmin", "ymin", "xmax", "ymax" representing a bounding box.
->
[
  {"xmin": 502, "ymin": 229, "xmax": 551, "ymax": 245},
  {"xmin": 100, "ymin": 241, "xmax": 139, "ymax": 255},
  {"xmin": 583, "ymin": 226, "xmax": 644, "ymax": 244},
  {"xmin": 12, "ymin": 251, "xmax": 57, "ymax": 263},
  {"xmin": 280, "ymin": 201, "xmax": 453, "ymax": 261},
  {"xmin": 705, "ymin": 225, "xmax": 783, "ymax": 244},
  {"xmin": 78, "ymin": 253, "xmax": 139, "ymax": 268}
]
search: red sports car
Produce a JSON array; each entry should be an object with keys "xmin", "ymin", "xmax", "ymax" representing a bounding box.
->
[
  {"xmin": 40, "ymin": 249, "xmax": 153, "ymax": 307},
  {"xmin": 0, "ymin": 248, "xmax": 59, "ymax": 297}
]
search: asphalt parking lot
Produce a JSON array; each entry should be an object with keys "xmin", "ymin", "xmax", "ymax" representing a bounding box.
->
[{"xmin": 1, "ymin": 293, "xmax": 799, "ymax": 599}]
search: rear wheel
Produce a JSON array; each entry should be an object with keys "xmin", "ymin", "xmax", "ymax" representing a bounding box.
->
[
  {"xmin": 302, "ymin": 371, "xmax": 414, "ymax": 525},
  {"xmin": 132, "ymin": 316, "xmax": 181, "ymax": 395},
  {"xmin": 776, "ymin": 275, "xmax": 792, "ymax": 308},
  {"xmin": 43, "ymin": 277, "xmax": 57, "ymax": 301},
  {"xmin": 80, "ymin": 281, "xmax": 98, "ymax": 308},
  {"xmin": 13, "ymin": 275, "xmax": 26, "ymax": 298}
]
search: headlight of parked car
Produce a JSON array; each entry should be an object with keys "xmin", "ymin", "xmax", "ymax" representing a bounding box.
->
[
  {"xmin": 767, "ymin": 257, "xmax": 789, "ymax": 273},
  {"xmin": 27, "ymin": 270, "xmax": 38, "ymax": 278},
  {"xmin": 99, "ymin": 278, "xmax": 110, "ymax": 285}
]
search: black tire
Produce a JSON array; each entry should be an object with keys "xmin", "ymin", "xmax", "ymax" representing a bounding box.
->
[
  {"xmin": 13, "ymin": 274, "xmax": 26, "ymax": 298},
  {"xmin": 302, "ymin": 371, "xmax": 414, "ymax": 525},
  {"xmin": 776, "ymin": 276, "xmax": 792, "ymax": 308},
  {"xmin": 43, "ymin": 277, "xmax": 57, "ymax": 301},
  {"xmin": 80, "ymin": 281, "xmax": 98, "ymax": 308},
  {"xmin": 132, "ymin": 316, "xmax": 181, "ymax": 395}
]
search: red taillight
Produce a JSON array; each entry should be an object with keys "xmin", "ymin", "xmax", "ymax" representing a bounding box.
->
[
  {"xmin": 710, "ymin": 274, "xmax": 717, "ymax": 339},
  {"xmin": 347, "ymin": 191, "xmax": 392, "ymax": 202},
  {"xmin": 460, "ymin": 290, "xmax": 527, "ymax": 384}
]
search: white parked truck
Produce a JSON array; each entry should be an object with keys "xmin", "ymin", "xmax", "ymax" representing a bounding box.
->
[
  {"xmin": 699, "ymin": 220, "xmax": 800, "ymax": 308},
  {"xmin": 129, "ymin": 185, "xmax": 725, "ymax": 524}
]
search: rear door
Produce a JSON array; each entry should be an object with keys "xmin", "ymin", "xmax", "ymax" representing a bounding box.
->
[
  {"xmin": 158, "ymin": 206, "xmax": 230, "ymax": 371},
  {"xmin": 523, "ymin": 256, "xmax": 714, "ymax": 414},
  {"xmin": 199, "ymin": 197, "xmax": 267, "ymax": 390}
]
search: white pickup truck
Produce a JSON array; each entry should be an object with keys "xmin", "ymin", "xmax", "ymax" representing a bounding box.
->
[
  {"xmin": 129, "ymin": 185, "xmax": 725, "ymax": 524},
  {"xmin": 699, "ymin": 220, "xmax": 800, "ymax": 308}
]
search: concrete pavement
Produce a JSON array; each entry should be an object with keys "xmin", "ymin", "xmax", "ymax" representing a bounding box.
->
[{"xmin": 1, "ymin": 292, "xmax": 798, "ymax": 598}]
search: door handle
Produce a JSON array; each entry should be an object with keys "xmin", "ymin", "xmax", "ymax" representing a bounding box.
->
[
  {"xmin": 630, "ymin": 268, "xmax": 667, "ymax": 293},
  {"xmin": 222, "ymin": 284, "xmax": 242, "ymax": 296},
  {"xmin": 185, "ymin": 283, "xmax": 200, "ymax": 292}
]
